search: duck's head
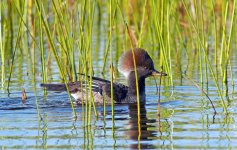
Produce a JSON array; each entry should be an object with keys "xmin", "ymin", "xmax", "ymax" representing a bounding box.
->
[{"xmin": 118, "ymin": 48, "xmax": 167, "ymax": 79}]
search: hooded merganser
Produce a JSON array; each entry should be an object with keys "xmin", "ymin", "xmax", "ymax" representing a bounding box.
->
[{"xmin": 41, "ymin": 48, "xmax": 167, "ymax": 104}]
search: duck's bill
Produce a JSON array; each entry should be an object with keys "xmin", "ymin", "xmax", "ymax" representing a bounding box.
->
[{"xmin": 151, "ymin": 70, "xmax": 167, "ymax": 76}]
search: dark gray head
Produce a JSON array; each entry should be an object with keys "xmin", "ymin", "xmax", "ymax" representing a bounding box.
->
[{"xmin": 118, "ymin": 48, "xmax": 167, "ymax": 79}]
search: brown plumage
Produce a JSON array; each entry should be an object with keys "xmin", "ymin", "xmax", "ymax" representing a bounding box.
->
[{"xmin": 41, "ymin": 48, "xmax": 167, "ymax": 104}]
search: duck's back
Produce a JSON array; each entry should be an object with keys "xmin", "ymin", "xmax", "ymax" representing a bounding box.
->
[{"xmin": 41, "ymin": 77, "xmax": 130, "ymax": 104}]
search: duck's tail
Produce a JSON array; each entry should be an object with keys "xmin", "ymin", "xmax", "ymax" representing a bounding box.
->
[{"xmin": 40, "ymin": 83, "xmax": 67, "ymax": 91}]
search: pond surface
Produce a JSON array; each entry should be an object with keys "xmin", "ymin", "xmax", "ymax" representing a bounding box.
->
[{"xmin": 1, "ymin": 65, "xmax": 237, "ymax": 149}]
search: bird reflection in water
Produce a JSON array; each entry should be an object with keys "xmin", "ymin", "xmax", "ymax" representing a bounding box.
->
[{"xmin": 127, "ymin": 104, "xmax": 157, "ymax": 149}]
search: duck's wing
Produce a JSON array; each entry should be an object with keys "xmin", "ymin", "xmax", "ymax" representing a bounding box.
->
[
  {"xmin": 41, "ymin": 80, "xmax": 128, "ymax": 103},
  {"xmin": 41, "ymin": 73, "xmax": 129, "ymax": 103},
  {"xmin": 40, "ymin": 80, "xmax": 103, "ymax": 94},
  {"xmin": 40, "ymin": 75, "xmax": 127, "ymax": 94},
  {"xmin": 102, "ymin": 82, "xmax": 128, "ymax": 103},
  {"xmin": 80, "ymin": 76, "xmax": 129, "ymax": 102}
]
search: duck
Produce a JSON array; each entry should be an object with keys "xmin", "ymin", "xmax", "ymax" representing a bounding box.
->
[{"xmin": 41, "ymin": 48, "xmax": 167, "ymax": 104}]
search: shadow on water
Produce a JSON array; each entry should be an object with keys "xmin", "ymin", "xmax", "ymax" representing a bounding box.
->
[{"xmin": 126, "ymin": 104, "xmax": 157, "ymax": 149}]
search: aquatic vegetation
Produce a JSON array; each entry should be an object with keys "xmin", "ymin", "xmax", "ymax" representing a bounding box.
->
[{"xmin": 0, "ymin": 0, "xmax": 237, "ymax": 148}]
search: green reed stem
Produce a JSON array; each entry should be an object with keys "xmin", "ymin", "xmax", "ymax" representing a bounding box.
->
[
  {"xmin": 229, "ymin": 64, "xmax": 234, "ymax": 93},
  {"xmin": 138, "ymin": 0, "xmax": 147, "ymax": 47},
  {"xmin": 121, "ymin": 11, "xmax": 142, "ymax": 142},
  {"xmin": 102, "ymin": 36, "xmax": 110, "ymax": 74},
  {"xmin": 86, "ymin": 0, "xmax": 92, "ymax": 127},
  {"xmin": 0, "ymin": 0, "xmax": 5, "ymax": 88},
  {"xmin": 88, "ymin": 0, "xmax": 98, "ymax": 124},
  {"xmin": 130, "ymin": 45, "xmax": 141, "ymax": 139},
  {"xmin": 166, "ymin": 2, "xmax": 173, "ymax": 87},
  {"xmin": 42, "ymin": 113, "xmax": 48, "ymax": 149},
  {"xmin": 102, "ymin": 1, "xmax": 117, "ymax": 121},
  {"xmin": 211, "ymin": 0, "xmax": 218, "ymax": 67},
  {"xmin": 119, "ymin": 3, "xmax": 144, "ymax": 139},
  {"xmin": 32, "ymin": 71, "xmax": 42, "ymax": 121},
  {"xmin": 193, "ymin": 0, "xmax": 203, "ymax": 85},
  {"xmin": 28, "ymin": 1, "xmax": 42, "ymax": 121},
  {"xmin": 6, "ymin": 12, "xmax": 23, "ymax": 91},
  {"xmin": 109, "ymin": 0, "xmax": 114, "ymax": 116},
  {"xmin": 117, "ymin": 1, "xmax": 141, "ymax": 114},
  {"xmin": 219, "ymin": 2, "xmax": 228, "ymax": 68},
  {"xmin": 102, "ymin": 4, "xmax": 118, "ymax": 74},
  {"xmin": 110, "ymin": 0, "xmax": 116, "ymax": 147},
  {"xmin": 78, "ymin": 0, "xmax": 88, "ymax": 127},
  {"xmin": 225, "ymin": 0, "xmax": 236, "ymax": 66},
  {"xmin": 200, "ymin": 0, "xmax": 208, "ymax": 86},
  {"xmin": 225, "ymin": 0, "xmax": 236, "ymax": 93},
  {"xmin": 151, "ymin": 0, "xmax": 171, "ymax": 78},
  {"xmin": 39, "ymin": 3, "xmax": 47, "ymax": 84},
  {"xmin": 91, "ymin": 2, "xmax": 98, "ymax": 117}
]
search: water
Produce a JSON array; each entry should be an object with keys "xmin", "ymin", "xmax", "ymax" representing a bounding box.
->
[{"xmin": 1, "ymin": 76, "xmax": 237, "ymax": 149}]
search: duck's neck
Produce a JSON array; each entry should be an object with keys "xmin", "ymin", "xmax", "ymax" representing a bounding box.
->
[{"xmin": 127, "ymin": 72, "xmax": 146, "ymax": 96}]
